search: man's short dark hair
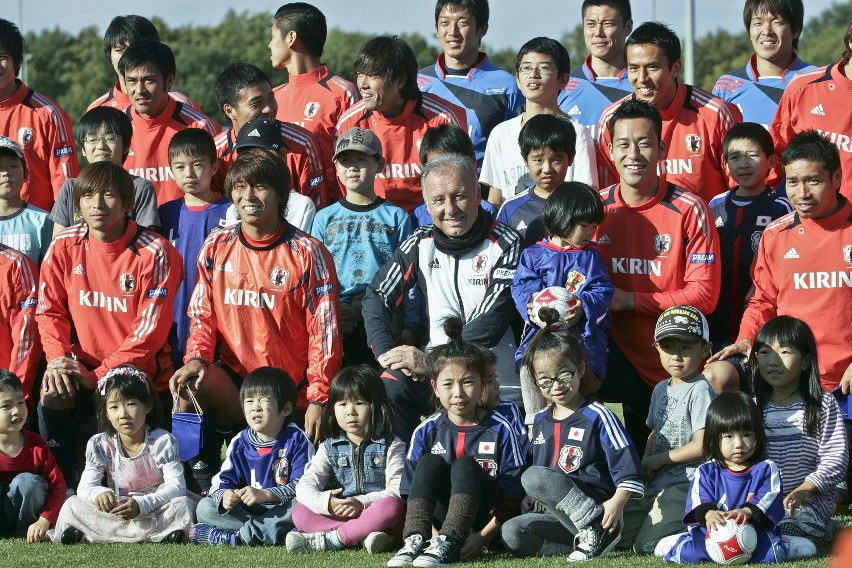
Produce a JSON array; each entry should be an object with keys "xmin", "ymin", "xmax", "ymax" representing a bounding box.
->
[
  {"xmin": 419, "ymin": 124, "xmax": 476, "ymax": 164},
  {"xmin": 103, "ymin": 15, "xmax": 159, "ymax": 60},
  {"xmin": 273, "ymin": 3, "xmax": 328, "ymax": 58},
  {"xmin": 77, "ymin": 107, "xmax": 134, "ymax": 163},
  {"xmin": 723, "ymin": 122, "xmax": 775, "ymax": 158},
  {"xmin": 782, "ymin": 130, "xmax": 842, "ymax": 180},
  {"xmin": 519, "ymin": 114, "xmax": 577, "ymax": 161},
  {"xmin": 434, "ymin": 0, "xmax": 489, "ymax": 29},
  {"xmin": 581, "ymin": 0, "xmax": 632, "ymax": 23},
  {"xmin": 515, "ymin": 37, "xmax": 570, "ymax": 75},
  {"xmin": 743, "ymin": 0, "xmax": 804, "ymax": 51},
  {"xmin": 626, "ymin": 22, "xmax": 681, "ymax": 67},
  {"xmin": 0, "ymin": 19, "xmax": 23, "ymax": 75},
  {"xmin": 117, "ymin": 39, "xmax": 176, "ymax": 80},
  {"xmin": 168, "ymin": 128, "xmax": 217, "ymax": 164},
  {"xmin": 73, "ymin": 161, "xmax": 136, "ymax": 213},
  {"xmin": 213, "ymin": 62, "xmax": 272, "ymax": 116},
  {"xmin": 543, "ymin": 182, "xmax": 605, "ymax": 238},
  {"xmin": 226, "ymin": 148, "xmax": 291, "ymax": 215},
  {"xmin": 607, "ymin": 98, "xmax": 663, "ymax": 140},
  {"xmin": 353, "ymin": 36, "xmax": 420, "ymax": 101}
]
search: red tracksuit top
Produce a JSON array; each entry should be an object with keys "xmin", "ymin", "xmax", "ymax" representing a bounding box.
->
[
  {"xmin": 770, "ymin": 60, "xmax": 852, "ymax": 202},
  {"xmin": 596, "ymin": 83, "xmax": 742, "ymax": 204},
  {"xmin": 123, "ymin": 97, "xmax": 221, "ymax": 205},
  {"xmin": 0, "ymin": 243, "xmax": 40, "ymax": 407},
  {"xmin": 274, "ymin": 64, "xmax": 360, "ymax": 201},
  {"xmin": 0, "ymin": 81, "xmax": 78, "ymax": 211},
  {"xmin": 595, "ymin": 180, "xmax": 721, "ymax": 386},
  {"xmin": 185, "ymin": 222, "xmax": 341, "ymax": 408},
  {"xmin": 36, "ymin": 221, "xmax": 182, "ymax": 391},
  {"xmin": 214, "ymin": 121, "xmax": 328, "ymax": 209},
  {"xmin": 738, "ymin": 199, "xmax": 852, "ymax": 390},
  {"xmin": 335, "ymin": 93, "xmax": 467, "ymax": 213}
]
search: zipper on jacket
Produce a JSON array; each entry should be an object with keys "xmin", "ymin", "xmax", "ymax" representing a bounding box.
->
[{"xmin": 452, "ymin": 255, "xmax": 465, "ymax": 319}]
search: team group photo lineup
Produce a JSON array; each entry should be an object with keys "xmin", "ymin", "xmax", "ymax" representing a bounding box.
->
[{"xmin": 2, "ymin": 0, "xmax": 852, "ymax": 565}]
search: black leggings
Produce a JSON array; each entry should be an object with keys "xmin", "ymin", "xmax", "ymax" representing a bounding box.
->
[{"xmin": 408, "ymin": 454, "xmax": 496, "ymax": 532}]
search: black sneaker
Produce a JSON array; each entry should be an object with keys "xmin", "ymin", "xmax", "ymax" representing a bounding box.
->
[
  {"xmin": 60, "ymin": 526, "xmax": 84, "ymax": 545},
  {"xmin": 163, "ymin": 530, "xmax": 187, "ymax": 544},
  {"xmin": 567, "ymin": 523, "xmax": 621, "ymax": 561},
  {"xmin": 387, "ymin": 534, "xmax": 426, "ymax": 567},
  {"xmin": 412, "ymin": 535, "xmax": 463, "ymax": 567}
]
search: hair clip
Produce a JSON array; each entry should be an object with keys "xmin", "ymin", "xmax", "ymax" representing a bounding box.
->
[{"xmin": 97, "ymin": 365, "xmax": 151, "ymax": 395}]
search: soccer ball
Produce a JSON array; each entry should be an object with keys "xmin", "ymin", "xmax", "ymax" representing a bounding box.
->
[
  {"xmin": 705, "ymin": 518, "xmax": 758, "ymax": 565},
  {"xmin": 531, "ymin": 286, "xmax": 575, "ymax": 330}
]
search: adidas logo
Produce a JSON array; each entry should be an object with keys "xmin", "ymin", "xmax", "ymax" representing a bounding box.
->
[
  {"xmin": 784, "ymin": 248, "xmax": 800, "ymax": 259},
  {"xmin": 567, "ymin": 104, "xmax": 582, "ymax": 115},
  {"xmin": 247, "ymin": 128, "xmax": 261, "ymax": 137},
  {"xmin": 516, "ymin": 220, "xmax": 527, "ymax": 231},
  {"xmin": 533, "ymin": 432, "xmax": 546, "ymax": 445},
  {"xmin": 715, "ymin": 216, "xmax": 724, "ymax": 228},
  {"xmin": 192, "ymin": 461, "xmax": 208, "ymax": 470},
  {"xmin": 597, "ymin": 233, "xmax": 612, "ymax": 245},
  {"xmin": 428, "ymin": 258, "xmax": 441, "ymax": 269},
  {"xmin": 46, "ymin": 439, "xmax": 59, "ymax": 448},
  {"xmin": 810, "ymin": 104, "xmax": 826, "ymax": 116},
  {"xmin": 430, "ymin": 442, "xmax": 446, "ymax": 455},
  {"xmin": 73, "ymin": 264, "xmax": 85, "ymax": 275}
]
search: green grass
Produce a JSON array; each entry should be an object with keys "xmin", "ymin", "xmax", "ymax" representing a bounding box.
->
[{"xmin": 0, "ymin": 538, "xmax": 838, "ymax": 568}]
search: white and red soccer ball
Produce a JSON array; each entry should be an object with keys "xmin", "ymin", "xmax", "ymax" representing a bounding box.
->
[
  {"xmin": 705, "ymin": 518, "xmax": 758, "ymax": 565},
  {"xmin": 531, "ymin": 286, "xmax": 577, "ymax": 330}
]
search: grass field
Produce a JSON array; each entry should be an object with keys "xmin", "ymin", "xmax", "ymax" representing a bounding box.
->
[{"xmin": 0, "ymin": 534, "xmax": 842, "ymax": 568}]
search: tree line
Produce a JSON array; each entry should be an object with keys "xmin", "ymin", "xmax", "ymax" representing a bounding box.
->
[{"xmin": 22, "ymin": 1, "xmax": 852, "ymax": 126}]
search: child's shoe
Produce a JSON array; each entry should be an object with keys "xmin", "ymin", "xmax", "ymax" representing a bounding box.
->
[
  {"xmin": 364, "ymin": 531, "xmax": 396, "ymax": 554},
  {"xmin": 163, "ymin": 529, "xmax": 187, "ymax": 544},
  {"xmin": 412, "ymin": 534, "xmax": 463, "ymax": 567},
  {"xmin": 567, "ymin": 522, "xmax": 621, "ymax": 561},
  {"xmin": 782, "ymin": 535, "xmax": 817, "ymax": 559},
  {"xmin": 653, "ymin": 533, "xmax": 684, "ymax": 558},
  {"xmin": 286, "ymin": 531, "xmax": 327, "ymax": 553},
  {"xmin": 188, "ymin": 523, "xmax": 239, "ymax": 546},
  {"xmin": 387, "ymin": 534, "xmax": 425, "ymax": 567},
  {"xmin": 60, "ymin": 526, "xmax": 84, "ymax": 545}
]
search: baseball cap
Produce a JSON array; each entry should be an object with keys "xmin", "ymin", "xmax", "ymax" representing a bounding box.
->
[
  {"xmin": 0, "ymin": 136, "xmax": 25, "ymax": 160},
  {"xmin": 332, "ymin": 127, "xmax": 383, "ymax": 162},
  {"xmin": 235, "ymin": 118, "xmax": 282, "ymax": 152},
  {"xmin": 653, "ymin": 305, "xmax": 710, "ymax": 344}
]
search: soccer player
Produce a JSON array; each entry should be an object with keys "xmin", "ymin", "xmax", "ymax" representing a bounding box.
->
[
  {"xmin": 0, "ymin": 243, "xmax": 39, "ymax": 410},
  {"xmin": 0, "ymin": 18, "xmax": 78, "ymax": 212},
  {"xmin": 708, "ymin": 131, "xmax": 852, "ymax": 394},
  {"xmin": 713, "ymin": 1, "xmax": 813, "ymax": 128},
  {"xmin": 87, "ymin": 15, "xmax": 199, "ymax": 113},
  {"xmin": 418, "ymin": 0, "xmax": 524, "ymax": 168},
  {"xmin": 336, "ymin": 35, "xmax": 467, "ymax": 214},
  {"xmin": 50, "ymin": 107, "xmax": 160, "ymax": 235},
  {"xmin": 269, "ymin": 2, "xmax": 359, "ymax": 197},
  {"xmin": 480, "ymin": 37, "xmax": 597, "ymax": 208},
  {"xmin": 171, "ymin": 149, "xmax": 341, "ymax": 481},
  {"xmin": 769, "ymin": 17, "xmax": 852, "ymax": 201},
  {"xmin": 558, "ymin": 0, "xmax": 634, "ymax": 139},
  {"xmin": 36, "ymin": 161, "xmax": 182, "ymax": 484},
  {"xmin": 596, "ymin": 22, "xmax": 742, "ymax": 203},
  {"xmin": 119, "ymin": 40, "xmax": 220, "ymax": 205},
  {"xmin": 213, "ymin": 62, "xmax": 328, "ymax": 208},
  {"xmin": 594, "ymin": 99, "xmax": 720, "ymax": 452}
]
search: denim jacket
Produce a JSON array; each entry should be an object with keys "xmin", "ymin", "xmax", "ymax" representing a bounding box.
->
[{"xmin": 323, "ymin": 433, "xmax": 395, "ymax": 497}]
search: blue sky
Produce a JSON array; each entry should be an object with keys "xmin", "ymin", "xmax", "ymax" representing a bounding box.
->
[{"xmin": 13, "ymin": 0, "xmax": 845, "ymax": 52}]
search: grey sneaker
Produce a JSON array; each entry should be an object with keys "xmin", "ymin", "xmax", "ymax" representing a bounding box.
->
[
  {"xmin": 567, "ymin": 523, "xmax": 621, "ymax": 561},
  {"xmin": 364, "ymin": 531, "xmax": 396, "ymax": 554},
  {"xmin": 412, "ymin": 535, "xmax": 463, "ymax": 567},
  {"xmin": 782, "ymin": 535, "xmax": 817, "ymax": 559},
  {"xmin": 285, "ymin": 531, "xmax": 326, "ymax": 553},
  {"xmin": 387, "ymin": 534, "xmax": 425, "ymax": 567}
]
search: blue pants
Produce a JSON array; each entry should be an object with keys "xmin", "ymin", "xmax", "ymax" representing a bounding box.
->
[
  {"xmin": 196, "ymin": 495, "xmax": 294, "ymax": 546},
  {"xmin": 0, "ymin": 473, "xmax": 48, "ymax": 534},
  {"xmin": 664, "ymin": 525, "xmax": 787, "ymax": 564}
]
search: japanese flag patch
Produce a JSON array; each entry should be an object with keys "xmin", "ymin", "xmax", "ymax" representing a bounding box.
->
[
  {"xmin": 568, "ymin": 427, "xmax": 585, "ymax": 441},
  {"xmin": 478, "ymin": 441, "xmax": 496, "ymax": 454}
]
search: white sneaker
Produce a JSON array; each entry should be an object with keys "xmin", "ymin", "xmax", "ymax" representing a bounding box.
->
[
  {"xmin": 387, "ymin": 534, "xmax": 425, "ymax": 567},
  {"xmin": 783, "ymin": 535, "xmax": 817, "ymax": 559},
  {"xmin": 364, "ymin": 531, "xmax": 395, "ymax": 554},
  {"xmin": 285, "ymin": 531, "xmax": 326, "ymax": 553},
  {"xmin": 654, "ymin": 533, "xmax": 685, "ymax": 558}
]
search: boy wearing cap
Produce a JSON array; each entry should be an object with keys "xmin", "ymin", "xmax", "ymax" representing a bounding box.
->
[
  {"xmin": 620, "ymin": 305, "xmax": 716, "ymax": 554},
  {"xmin": 224, "ymin": 117, "xmax": 316, "ymax": 232},
  {"xmin": 310, "ymin": 127, "xmax": 411, "ymax": 365},
  {"xmin": 0, "ymin": 136, "xmax": 52, "ymax": 263}
]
